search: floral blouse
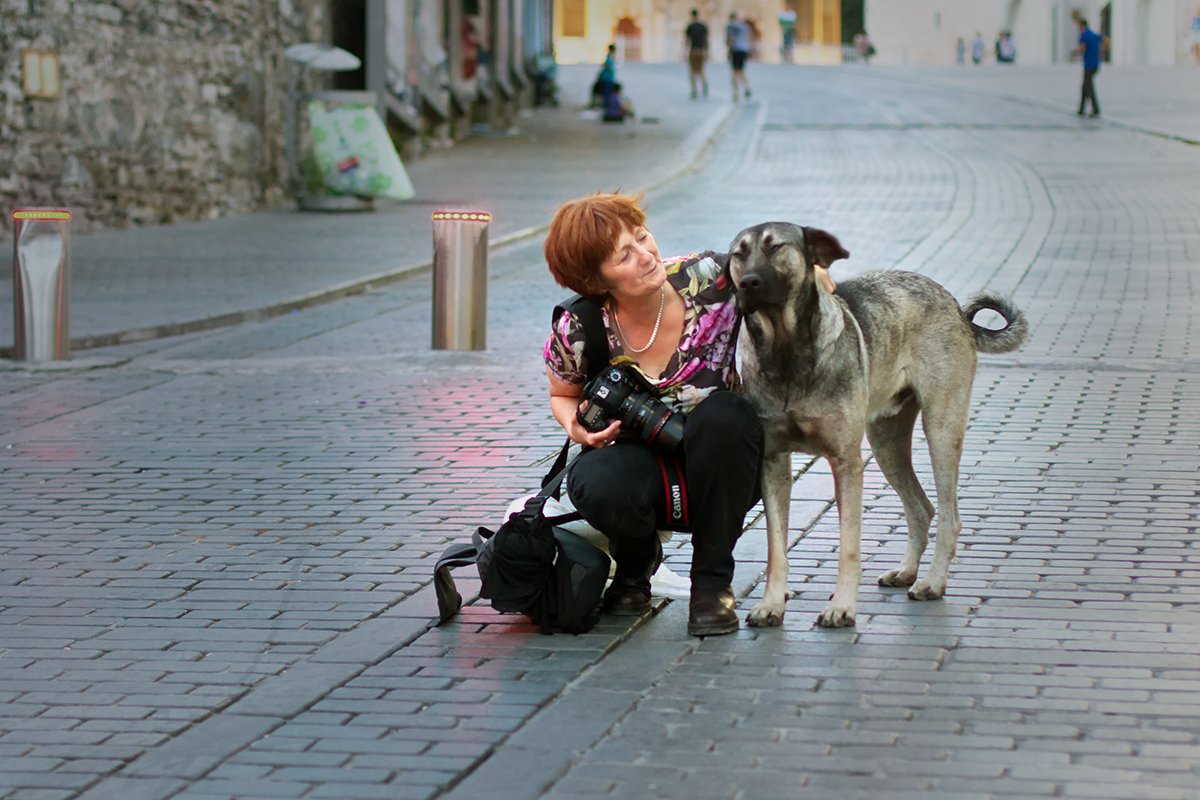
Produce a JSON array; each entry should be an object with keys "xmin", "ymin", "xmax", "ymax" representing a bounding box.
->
[{"xmin": 544, "ymin": 251, "xmax": 739, "ymax": 413}]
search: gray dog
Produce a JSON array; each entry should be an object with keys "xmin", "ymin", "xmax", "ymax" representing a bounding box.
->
[{"xmin": 728, "ymin": 222, "xmax": 1029, "ymax": 628}]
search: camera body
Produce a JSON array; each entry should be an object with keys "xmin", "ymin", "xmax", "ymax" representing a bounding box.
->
[{"xmin": 577, "ymin": 365, "xmax": 685, "ymax": 453}]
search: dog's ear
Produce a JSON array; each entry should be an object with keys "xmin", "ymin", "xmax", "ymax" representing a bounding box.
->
[{"xmin": 803, "ymin": 227, "xmax": 850, "ymax": 269}]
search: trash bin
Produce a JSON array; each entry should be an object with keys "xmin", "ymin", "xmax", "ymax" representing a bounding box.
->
[
  {"xmin": 431, "ymin": 211, "xmax": 489, "ymax": 351},
  {"xmin": 12, "ymin": 208, "xmax": 71, "ymax": 361}
]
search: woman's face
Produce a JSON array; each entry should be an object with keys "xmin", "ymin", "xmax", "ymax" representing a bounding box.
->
[{"xmin": 599, "ymin": 225, "xmax": 664, "ymax": 302}]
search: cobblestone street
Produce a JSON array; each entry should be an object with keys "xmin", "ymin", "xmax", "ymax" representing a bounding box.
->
[{"xmin": 3, "ymin": 64, "xmax": 1200, "ymax": 800}]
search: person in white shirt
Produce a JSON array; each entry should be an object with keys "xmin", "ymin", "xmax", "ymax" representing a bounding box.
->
[{"xmin": 725, "ymin": 13, "xmax": 753, "ymax": 100}]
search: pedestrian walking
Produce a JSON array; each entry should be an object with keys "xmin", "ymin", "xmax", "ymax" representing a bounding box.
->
[
  {"xmin": 971, "ymin": 32, "xmax": 985, "ymax": 64},
  {"xmin": 1076, "ymin": 17, "xmax": 1104, "ymax": 117},
  {"xmin": 1189, "ymin": 8, "xmax": 1200, "ymax": 64},
  {"xmin": 684, "ymin": 9, "xmax": 709, "ymax": 99},
  {"xmin": 956, "ymin": 37, "xmax": 966, "ymax": 64},
  {"xmin": 778, "ymin": 6, "xmax": 797, "ymax": 64},
  {"xmin": 726, "ymin": 13, "xmax": 752, "ymax": 101}
]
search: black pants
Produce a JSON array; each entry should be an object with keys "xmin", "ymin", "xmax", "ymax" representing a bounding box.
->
[
  {"xmin": 1080, "ymin": 68, "xmax": 1099, "ymax": 114},
  {"xmin": 566, "ymin": 391, "xmax": 763, "ymax": 591}
]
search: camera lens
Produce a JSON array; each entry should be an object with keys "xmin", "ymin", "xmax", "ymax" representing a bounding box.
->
[{"xmin": 623, "ymin": 396, "xmax": 683, "ymax": 451}]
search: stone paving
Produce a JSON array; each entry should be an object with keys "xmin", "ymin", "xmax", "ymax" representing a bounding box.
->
[
  {"xmin": 2, "ymin": 63, "xmax": 1200, "ymax": 800},
  {"xmin": 876, "ymin": 64, "xmax": 1200, "ymax": 144}
]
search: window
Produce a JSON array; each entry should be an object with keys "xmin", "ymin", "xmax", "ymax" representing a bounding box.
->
[{"xmin": 562, "ymin": 0, "xmax": 585, "ymax": 37}]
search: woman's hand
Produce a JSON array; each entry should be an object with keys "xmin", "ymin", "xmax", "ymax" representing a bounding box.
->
[
  {"xmin": 576, "ymin": 414, "xmax": 622, "ymax": 449},
  {"xmin": 816, "ymin": 266, "xmax": 837, "ymax": 294},
  {"xmin": 548, "ymin": 372, "xmax": 623, "ymax": 447}
]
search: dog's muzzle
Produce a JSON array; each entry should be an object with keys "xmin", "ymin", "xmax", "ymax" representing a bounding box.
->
[{"xmin": 736, "ymin": 272, "xmax": 769, "ymax": 314}]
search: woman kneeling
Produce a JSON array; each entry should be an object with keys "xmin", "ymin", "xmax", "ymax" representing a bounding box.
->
[{"xmin": 542, "ymin": 192, "xmax": 762, "ymax": 637}]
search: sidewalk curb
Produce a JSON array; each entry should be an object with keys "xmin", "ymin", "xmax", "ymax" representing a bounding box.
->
[
  {"xmin": 840, "ymin": 65, "xmax": 1200, "ymax": 146},
  {"xmin": 0, "ymin": 104, "xmax": 738, "ymax": 363}
]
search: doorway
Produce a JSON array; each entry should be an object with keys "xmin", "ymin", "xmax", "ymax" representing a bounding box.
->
[
  {"xmin": 614, "ymin": 17, "xmax": 642, "ymax": 62},
  {"xmin": 331, "ymin": 0, "xmax": 367, "ymax": 90}
]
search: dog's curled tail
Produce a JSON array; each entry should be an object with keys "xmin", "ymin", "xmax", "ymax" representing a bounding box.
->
[{"xmin": 962, "ymin": 290, "xmax": 1030, "ymax": 354}]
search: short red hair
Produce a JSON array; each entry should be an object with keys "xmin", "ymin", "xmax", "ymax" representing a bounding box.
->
[{"xmin": 544, "ymin": 192, "xmax": 647, "ymax": 299}]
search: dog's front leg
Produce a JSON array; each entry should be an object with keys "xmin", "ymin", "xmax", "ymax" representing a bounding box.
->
[
  {"xmin": 816, "ymin": 453, "xmax": 864, "ymax": 628},
  {"xmin": 746, "ymin": 451, "xmax": 792, "ymax": 627}
]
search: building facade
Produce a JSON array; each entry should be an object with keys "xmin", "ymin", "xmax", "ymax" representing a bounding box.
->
[
  {"xmin": 865, "ymin": 0, "xmax": 1200, "ymax": 66},
  {"xmin": 0, "ymin": 0, "xmax": 550, "ymax": 234},
  {"xmin": 1, "ymin": 0, "xmax": 331, "ymax": 233},
  {"xmin": 553, "ymin": 0, "xmax": 844, "ymax": 66}
]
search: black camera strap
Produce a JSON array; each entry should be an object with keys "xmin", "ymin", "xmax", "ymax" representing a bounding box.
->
[
  {"xmin": 552, "ymin": 295, "xmax": 610, "ymax": 384},
  {"xmin": 544, "ymin": 295, "xmax": 611, "ymax": 493}
]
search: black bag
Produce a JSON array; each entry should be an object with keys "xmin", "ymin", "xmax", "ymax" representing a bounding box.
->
[
  {"xmin": 433, "ymin": 446, "xmax": 612, "ymax": 634},
  {"xmin": 431, "ymin": 295, "xmax": 614, "ymax": 634}
]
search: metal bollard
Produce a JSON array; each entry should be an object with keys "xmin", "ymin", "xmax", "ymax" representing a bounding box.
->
[
  {"xmin": 12, "ymin": 209, "xmax": 71, "ymax": 361},
  {"xmin": 431, "ymin": 211, "xmax": 489, "ymax": 350}
]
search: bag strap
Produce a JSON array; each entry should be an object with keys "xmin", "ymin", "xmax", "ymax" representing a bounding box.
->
[
  {"xmin": 540, "ymin": 437, "xmax": 573, "ymax": 491},
  {"xmin": 544, "ymin": 295, "xmax": 610, "ymax": 493},
  {"xmin": 433, "ymin": 542, "xmax": 481, "ymax": 624},
  {"xmin": 553, "ymin": 294, "xmax": 610, "ymax": 384},
  {"xmin": 538, "ymin": 444, "xmax": 586, "ymax": 497}
]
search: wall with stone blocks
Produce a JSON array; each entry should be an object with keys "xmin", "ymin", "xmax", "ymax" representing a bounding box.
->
[{"xmin": 0, "ymin": 0, "xmax": 330, "ymax": 235}]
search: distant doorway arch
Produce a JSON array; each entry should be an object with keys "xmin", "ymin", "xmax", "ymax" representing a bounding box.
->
[{"xmin": 615, "ymin": 17, "xmax": 642, "ymax": 62}]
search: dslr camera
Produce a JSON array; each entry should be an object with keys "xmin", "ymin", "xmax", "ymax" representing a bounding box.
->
[{"xmin": 576, "ymin": 366, "xmax": 685, "ymax": 453}]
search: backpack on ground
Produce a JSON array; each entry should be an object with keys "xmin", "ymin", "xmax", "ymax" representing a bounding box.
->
[
  {"xmin": 433, "ymin": 444, "xmax": 611, "ymax": 634},
  {"xmin": 432, "ymin": 295, "xmax": 613, "ymax": 635}
]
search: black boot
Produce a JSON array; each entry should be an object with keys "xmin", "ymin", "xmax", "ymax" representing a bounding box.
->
[
  {"xmin": 601, "ymin": 571, "xmax": 651, "ymax": 615},
  {"xmin": 688, "ymin": 586, "xmax": 738, "ymax": 636},
  {"xmin": 601, "ymin": 539, "xmax": 660, "ymax": 616}
]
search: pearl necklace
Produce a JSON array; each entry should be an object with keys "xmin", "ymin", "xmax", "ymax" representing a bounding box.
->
[{"xmin": 614, "ymin": 286, "xmax": 666, "ymax": 354}]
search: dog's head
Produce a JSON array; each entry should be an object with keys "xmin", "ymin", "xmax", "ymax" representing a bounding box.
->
[{"xmin": 727, "ymin": 223, "xmax": 849, "ymax": 315}]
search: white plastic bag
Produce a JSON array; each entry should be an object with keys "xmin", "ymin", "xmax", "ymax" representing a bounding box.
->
[{"xmin": 306, "ymin": 101, "xmax": 416, "ymax": 200}]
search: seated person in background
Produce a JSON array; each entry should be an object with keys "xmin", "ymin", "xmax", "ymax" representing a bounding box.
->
[
  {"xmin": 996, "ymin": 30, "xmax": 1016, "ymax": 63},
  {"xmin": 602, "ymin": 82, "xmax": 635, "ymax": 122}
]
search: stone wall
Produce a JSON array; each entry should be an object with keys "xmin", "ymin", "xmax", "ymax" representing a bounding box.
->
[{"xmin": 0, "ymin": 0, "xmax": 331, "ymax": 235}]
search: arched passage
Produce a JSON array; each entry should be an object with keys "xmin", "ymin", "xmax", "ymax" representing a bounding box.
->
[{"xmin": 615, "ymin": 16, "xmax": 642, "ymax": 62}]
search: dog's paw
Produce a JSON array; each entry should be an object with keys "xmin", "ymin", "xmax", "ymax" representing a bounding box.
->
[
  {"xmin": 907, "ymin": 579, "xmax": 946, "ymax": 601},
  {"xmin": 878, "ymin": 568, "xmax": 918, "ymax": 587},
  {"xmin": 816, "ymin": 603, "xmax": 857, "ymax": 628},
  {"xmin": 746, "ymin": 600, "xmax": 786, "ymax": 627}
]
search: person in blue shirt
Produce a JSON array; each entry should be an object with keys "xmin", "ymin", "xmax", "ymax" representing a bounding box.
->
[
  {"xmin": 1075, "ymin": 18, "xmax": 1105, "ymax": 117},
  {"xmin": 592, "ymin": 44, "xmax": 618, "ymax": 108}
]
